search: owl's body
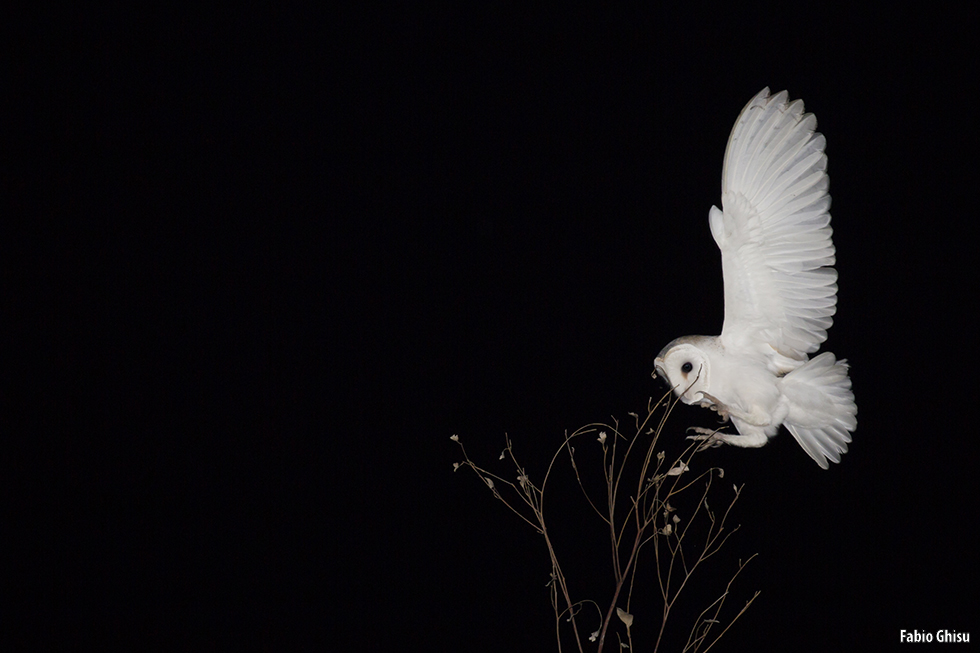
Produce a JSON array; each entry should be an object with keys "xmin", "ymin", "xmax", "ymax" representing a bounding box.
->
[{"xmin": 654, "ymin": 89, "xmax": 857, "ymax": 469}]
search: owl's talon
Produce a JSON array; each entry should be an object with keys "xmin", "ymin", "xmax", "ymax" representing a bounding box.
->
[
  {"xmin": 687, "ymin": 426, "xmax": 716, "ymax": 435},
  {"xmin": 686, "ymin": 427, "xmax": 727, "ymax": 450},
  {"xmin": 698, "ymin": 392, "xmax": 731, "ymax": 421}
]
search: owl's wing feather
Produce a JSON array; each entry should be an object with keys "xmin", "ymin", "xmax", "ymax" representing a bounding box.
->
[{"xmin": 711, "ymin": 88, "xmax": 837, "ymax": 364}]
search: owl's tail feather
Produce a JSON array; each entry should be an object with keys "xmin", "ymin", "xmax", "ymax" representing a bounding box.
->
[{"xmin": 781, "ymin": 352, "xmax": 857, "ymax": 469}]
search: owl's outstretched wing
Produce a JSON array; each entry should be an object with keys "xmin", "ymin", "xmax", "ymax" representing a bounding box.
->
[{"xmin": 710, "ymin": 88, "xmax": 837, "ymax": 368}]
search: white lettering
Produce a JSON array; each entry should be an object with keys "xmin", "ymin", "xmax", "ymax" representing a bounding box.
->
[
  {"xmin": 901, "ymin": 628, "xmax": 971, "ymax": 643},
  {"xmin": 936, "ymin": 629, "xmax": 970, "ymax": 643},
  {"xmin": 900, "ymin": 629, "xmax": 933, "ymax": 642}
]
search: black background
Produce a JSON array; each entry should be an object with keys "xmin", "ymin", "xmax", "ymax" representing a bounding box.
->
[{"xmin": 8, "ymin": 4, "xmax": 977, "ymax": 651}]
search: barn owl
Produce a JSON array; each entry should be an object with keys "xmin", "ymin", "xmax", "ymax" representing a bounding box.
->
[{"xmin": 654, "ymin": 88, "xmax": 857, "ymax": 469}]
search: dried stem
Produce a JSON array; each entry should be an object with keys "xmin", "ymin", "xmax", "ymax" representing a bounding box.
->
[{"xmin": 451, "ymin": 388, "xmax": 758, "ymax": 651}]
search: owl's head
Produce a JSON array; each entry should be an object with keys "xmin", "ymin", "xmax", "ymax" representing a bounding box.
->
[{"xmin": 654, "ymin": 337, "xmax": 712, "ymax": 404}]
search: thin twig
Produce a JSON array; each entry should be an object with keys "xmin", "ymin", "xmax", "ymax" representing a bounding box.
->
[{"xmin": 451, "ymin": 388, "xmax": 759, "ymax": 653}]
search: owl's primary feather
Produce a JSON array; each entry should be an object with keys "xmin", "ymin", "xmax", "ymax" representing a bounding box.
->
[{"xmin": 655, "ymin": 88, "xmax": 857, "ymax": 469}]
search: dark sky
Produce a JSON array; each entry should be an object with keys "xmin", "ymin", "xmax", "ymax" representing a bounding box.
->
[{"xmin": 11, "ymin": 4, "xmax": 978, "ymax": 652}]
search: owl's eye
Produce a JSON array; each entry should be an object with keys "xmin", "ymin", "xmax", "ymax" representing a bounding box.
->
[{"xmin": 681, "ymin": 362, "xmax": 693, "ymax": 374}]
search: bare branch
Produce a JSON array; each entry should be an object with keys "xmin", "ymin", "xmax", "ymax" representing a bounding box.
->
[{"xmin": 452, "ymin": 391, "xmax": 758, "ymax": 653}]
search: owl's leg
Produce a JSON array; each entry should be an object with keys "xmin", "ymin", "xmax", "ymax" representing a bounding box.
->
[
  {"xmin": 699, "ymin": 393, "xmax": 771, "ymax": 428},
  {"xmin": 698, "ymin": 393, "xmax": 730, "ymax": 422},
  {"xmin": 686, "ymin": 427, "xmax": 727, "ymax": 450},
  {"xmin": 708, "ymin": 431, "xmax": 769, "ymax": 448},
  {"xmin": 687, "ymin": 428, "xmax": 769, "ymax": 450},
  {"xmin": 688, "ymin": 412, "xmax": 773, "ymax": 450},
  {"xmin": 698, "ymin": 392, "xmax": 735, "ymax": 421}
]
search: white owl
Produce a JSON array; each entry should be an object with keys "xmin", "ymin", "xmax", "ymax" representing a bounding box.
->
[{"xmin": 654, "ymin": 88, "xmax": 857, "ymax": 469}]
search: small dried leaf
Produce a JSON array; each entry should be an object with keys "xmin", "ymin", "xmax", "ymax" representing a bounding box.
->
[
  {"xmin": 616, "ymin": 607, "xmax": 634, "ymax": 628},
  {"xmin": 666, "ymin": 462, "xmax": 689, "ymax": 476}
]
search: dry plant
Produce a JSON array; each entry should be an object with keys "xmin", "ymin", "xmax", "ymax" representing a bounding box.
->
[{"xmin": 451, "ymin": 388, "xmax": 760, "ymax": 652}]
